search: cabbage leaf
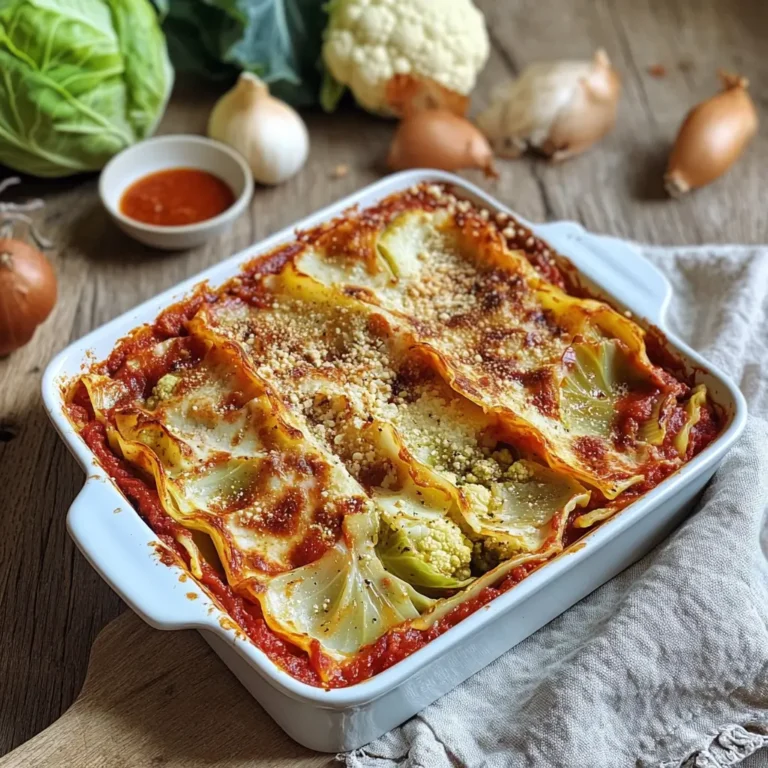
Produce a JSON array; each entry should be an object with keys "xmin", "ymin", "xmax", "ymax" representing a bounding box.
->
[
  {"xmin": 673, "ymin": 384, "xmax": 708, "ymax": 457},
  {"xmin": 375, "ymin": 492, "xmax": 475, "ymax": 592},
  {"xmin": 261, "ymin": 511, "xmax": 433, "ymax": 660},
  {"xmin": 572, "ymin": 506, "xmax": 615, "ymax": 530},
  {"xmin": 0, "ymin": 0, "xmax": 173, "ymax": 177},
  {"xmin": 460, "ymin": 460, "xmax": 590, "ymax": 554},
  {"xmin": 559, "ymin": 341, "xmax": 624, "ymax": 437}
]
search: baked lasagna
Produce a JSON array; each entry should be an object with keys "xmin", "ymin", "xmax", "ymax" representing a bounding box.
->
[{"xmin": 66, "ymin": 183, "xmax": 721, "ymax": 687}]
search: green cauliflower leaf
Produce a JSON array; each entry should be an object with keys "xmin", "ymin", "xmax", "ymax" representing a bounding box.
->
[{"xmin": 150, "ymin": 0, "xmax": 328, "ymax": 106}]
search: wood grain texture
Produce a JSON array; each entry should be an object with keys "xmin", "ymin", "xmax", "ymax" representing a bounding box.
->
[
  {"xmin": 0, "ymin": 0, "xmax": 765, "ymax": 756},
  {"xmin": 0, "ymin": 612, "xmax": 332, "ymax": 768}
]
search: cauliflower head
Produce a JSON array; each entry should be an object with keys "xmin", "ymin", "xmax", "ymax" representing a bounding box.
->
[
  {"xmin": 376, "ymin": 499, "xmax": 474, "ymax": 591},
  {"xmin": 322, "ymin": 0, "xmax": 490, "ymax": 115}
]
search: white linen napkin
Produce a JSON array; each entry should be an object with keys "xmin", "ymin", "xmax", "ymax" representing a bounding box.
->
[{"xmin": 346, "ymin": 243, "xmax": 768, "ymax": 768}]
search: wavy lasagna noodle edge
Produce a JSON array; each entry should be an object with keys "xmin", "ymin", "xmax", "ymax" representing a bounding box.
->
[{"xmin": 66, "ymin": 182, "xmax": 723, "ymax": 687}]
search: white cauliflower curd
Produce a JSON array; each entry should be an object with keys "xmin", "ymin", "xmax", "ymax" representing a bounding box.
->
[{"xmin": 322, "ymin": 0, "xmax": 490, "ymax": 115}]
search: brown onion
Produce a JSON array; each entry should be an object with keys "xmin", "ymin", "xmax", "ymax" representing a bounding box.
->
[
  {"xmin": 387, "ymin": 109, "xmax": 497, "ymax": 176},
  {"xmin": 665, "ymin": 72, "xmax": 758, "ymax": 197},
  {"xmin": 0, "ymin": 239, "xmax": 57, "ymax": 356}
]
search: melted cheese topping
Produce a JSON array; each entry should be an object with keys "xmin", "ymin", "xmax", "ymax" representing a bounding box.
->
[
  {"xmin": 294, "ymin": 208, "xmax": 675, "ymax": 498},
  {"xmin": 105, "ymin": 335, "xmax": 370, "ymax": 592}
]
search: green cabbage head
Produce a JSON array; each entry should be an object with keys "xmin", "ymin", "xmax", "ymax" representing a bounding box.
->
[{"xmin": 0, "ymin": 0, "xmax": 173, "ymax": 177}]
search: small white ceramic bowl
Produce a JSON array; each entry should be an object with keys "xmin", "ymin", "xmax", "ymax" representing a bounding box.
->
[{"xmin": 99, "ymin": 134, "xmax": 254, "ymax": 250}]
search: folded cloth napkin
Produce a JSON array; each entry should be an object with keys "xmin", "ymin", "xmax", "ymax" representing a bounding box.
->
[{"xmin": 346, "ymin": 243, "xmax": 768, "ymax": 768}]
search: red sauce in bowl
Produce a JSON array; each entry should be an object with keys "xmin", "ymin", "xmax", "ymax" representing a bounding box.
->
[{"xmin": 120, "ymin": 168, "xmax": 235, "ymax": 226}]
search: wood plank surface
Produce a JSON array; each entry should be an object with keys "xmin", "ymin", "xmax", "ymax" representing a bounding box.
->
[
  {"xmin": 0, "ymin": 611, "xmax": 332, "ymax": 768},
  {"xmin": 0, "ymin": 0, "xmax": 766, "ymax": 757}
]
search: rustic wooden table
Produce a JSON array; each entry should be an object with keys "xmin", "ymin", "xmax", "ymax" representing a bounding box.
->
[{"xmin": 1, "ymin": 0, "xmax": 766, "ymax": 757}]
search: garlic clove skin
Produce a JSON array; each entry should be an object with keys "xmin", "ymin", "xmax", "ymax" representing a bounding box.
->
[
  {"xmin": 208, "ymin": 72, "xmax": 309, "ymax": 186},
  {"xmin": 476, "ymin": 49, "xmax": 621, "ymax": 161},
  {"xmin": 665, "ymin": 72, "xmax": 758, "ymax": 197}
]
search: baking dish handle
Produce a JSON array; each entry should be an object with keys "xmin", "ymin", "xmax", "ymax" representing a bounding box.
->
[
  {"xmin": 533, "ymin": 221, "xmax": 672, "ymax": 327},
  {"xmin": 67, "ymin": 478, "xmax": 212, "ymax": 630}
]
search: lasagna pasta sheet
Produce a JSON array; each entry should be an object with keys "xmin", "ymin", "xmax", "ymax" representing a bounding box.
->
[{"xmin": 71, "ymin": 184, "xmax": 717, "ymax": 684}]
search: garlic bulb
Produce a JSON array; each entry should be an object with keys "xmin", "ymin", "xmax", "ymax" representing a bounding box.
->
[
  {"xmin": 665, "ymin": 72, "xmax": 758, "ymax": 197},
  {"xmin": 476, "ymin": 50, "xmax": 621, "ymax": 161},
  {"xmin": 208, "ymin": 73, "xmax": 309, "ymax": 185}
]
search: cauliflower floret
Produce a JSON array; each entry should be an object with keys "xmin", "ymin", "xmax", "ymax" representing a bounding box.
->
[
  {"xmin": 472, "ymin": 538, "xmax": 523, "ymax": 574},
  {"xmin": 461, "ymin": 482, "xmax": 491, "ymax": 513},
  {"xmin": 463, "ymin": 483, "xmax": 524, "ymax": 572},
  {"xmin": 504, "ymin": 461, "xmax": 533, "ymax": 483},
  {"xmin": 377, "ymin": 502, "xmax": 473, "ymax": 587},
  {"xmin": 404, "ymin": 515, "xmax": 473, "ymax": 581},
  {"xmin": 146, "ymin": 373, "xmax": 180, "ymax": 409},
  {"xmin": 468, "ymin": 457, "xmax": 502, "ymax": 483},
  {"xmin": 322, "ymin": 0, "xmax": 490, "ymax": 115}
]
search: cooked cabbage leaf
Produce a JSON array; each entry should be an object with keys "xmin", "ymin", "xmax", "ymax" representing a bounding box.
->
[
  {"xmin": 536, "ymin": 289, "xmax": 651, "ymax": 364},
  {"xmin": 77, "ymin": 375, "xmax": 131, "ymax": 422},
  {"xmin": 0, "ymin": 0, "xmax": 173, "ymax": 177},
  {"xmin": 673, "ymin": 384, "xmax": 708, "ymax": 457},
  {"xmin": 558, "ymin": 340, "xmax": 665, "ymax": 442},
  {"xmin": 572, "ymin": 506, "xmax": 615, "ymax": 530},
  {"xmin": 375, "ymin": 491, "xmax": 474, "ymax": 591},
  {"xmin": 460, "ymin": 460, "xmax": 590, "ymax": 556},
  {"xmin": 559, "ymin": 341, "xmax": 624, "ymax": 437},
  {"xmin": 261, "ymin": 511, "xmax": 433, "ymax": 661},
  {"xmin": 376, "ymin": 210, "xmax": 440, "ymax": 280},
  {"xmin": 110, "ymin": 334, "xmax": 368, "ymax": 584},
  {"xmin": 636, "ymin": 393, "xmax": 670, "ymax": 446}
]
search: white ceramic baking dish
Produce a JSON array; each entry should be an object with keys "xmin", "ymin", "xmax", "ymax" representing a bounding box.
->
[{"xmin": 42, "ymin": 170, "xmax": 747, "ymax": 753}]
